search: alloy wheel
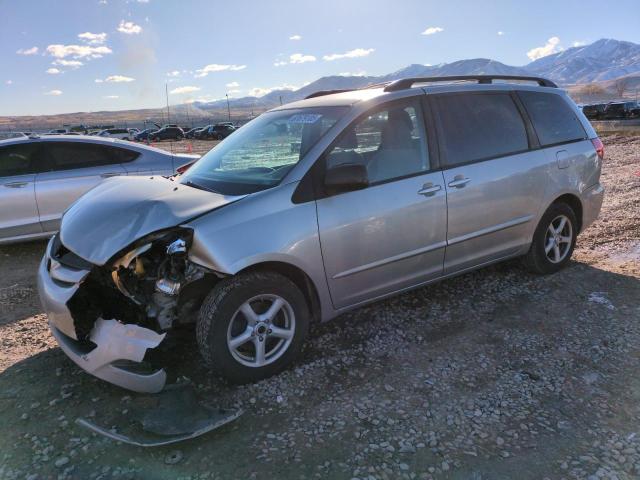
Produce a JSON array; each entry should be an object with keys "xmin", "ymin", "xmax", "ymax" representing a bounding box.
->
[
  {"xmin": 544, "ymin": 214, "xmax": 573, "ymax": 263},
  {"xmin": 226, "ymin": 294, "xmax": 296, "ymax": 368}
]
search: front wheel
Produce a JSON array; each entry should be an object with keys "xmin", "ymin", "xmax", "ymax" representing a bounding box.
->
[
  {"xmin": 196, "ymin": 271, "xmax": 310, "ymax": 383},
  {"xmin": 523, "ymin": 202, "xmax": 577, "ymax": 274}
]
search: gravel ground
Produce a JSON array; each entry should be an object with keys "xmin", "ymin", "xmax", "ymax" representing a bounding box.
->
[{"xmin": 0, "ymin": 135, "xmax": 638, "ymax": 480}]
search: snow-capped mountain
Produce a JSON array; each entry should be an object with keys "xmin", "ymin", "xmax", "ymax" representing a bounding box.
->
[
  {"xmin": 193, "ymin": 39, "xmax": 640, "ymax": 112},
  {"xmin": 526, "ymin": 39, "xmax": 640, "ymax": 83}
]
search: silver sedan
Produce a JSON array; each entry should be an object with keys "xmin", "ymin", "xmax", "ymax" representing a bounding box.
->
[{"xmin": 0, "ymin": 135, "xmax": 198, "ymax": 244}]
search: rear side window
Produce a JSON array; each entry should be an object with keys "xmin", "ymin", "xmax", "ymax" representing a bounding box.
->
[
  {"xmin": 434, "ymin": 93, "xmax": 529, "ymax": 166},
  {"xmin": 109, "ymin": 146, "xmax": 140, "ymax": 163},
  {"xmin": 45, "ymin": 143, "xmax": 119, "ymax": 170},
  {"xmin": 0, "ymin": 143, "xmax": 42, "ymax": 177},
  {"xmin": 519, "ymin": 91, "xmax": 586, "ymax": 147}
]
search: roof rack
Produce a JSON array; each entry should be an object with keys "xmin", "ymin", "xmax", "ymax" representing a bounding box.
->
[
  {"xmin": 304, "ymin": 89, "xmax": 354, "ymax": 99},
  {"xmin": 383, "ymin": 75, "xmax": 557, "ymax": 92}
]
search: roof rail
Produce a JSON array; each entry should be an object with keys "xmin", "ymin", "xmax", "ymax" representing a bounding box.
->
[
  {"xmin": 383, "ymin": 75, "xmax": 557, "ymax": 92},
  {"xmin": 304, "ymin": 89, "xmax": 354, "ymax": 99}
]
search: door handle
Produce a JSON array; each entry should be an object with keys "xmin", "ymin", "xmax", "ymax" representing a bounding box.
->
[
  {"xmin": 100, "ymin": 172, "xmax": 122, "ymax": 178},
  {"xmin": 4, "ymin": 181, "xmax": 28, "ymax": 188},
  {"xmin": 447, "ymin": 176, "xmax": 471, "ymax": 188},
  {"xmin": 417, "ymin": 183, "xmax": 442, "ymax": 196}
]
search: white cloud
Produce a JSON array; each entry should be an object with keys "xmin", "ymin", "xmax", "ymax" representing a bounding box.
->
[
  {"xmin": 46, "ymin": 68, "xmax": 61, "ymax": 74},
  {"xmin": 103, "ymin": 75, "xmax": 135, "ymax": 83},
  {"xmin": 497, "ymin": 31, "xmax": 504, "ymax": 36},
  {"xmin": 104, "ymin": 95, "xmax": 119, "ymax": 99},
  {"xmin": 17, "ymin": 46, "xmax": 38, "ymax": 55},
  {"xmin": 44, "ymin": 89, "xmax": 63, "ymax": 96},
  {"xmin": 273, "ymin": 60, "xmax": 288, "ymax": 67},
  {"xmin": 53, "ymin": 59, "xmax": 84, "ymax": 68},
  {"xmin": 421, "ymin": 27, "xmax": 444, "ymax": 36},
  {"xmin": 95, "ymin": 79, "xmax": 103, "ymax": 83},
  {"xmin": 527, "ymin": 36, "xmax": 562, "ymax": 61},
  {"xmin": 137, "ymin": 0, "xmax": 150, "ymax": 2},
  {"xmin": 46, "ymin": 44, "xmax": 112, "ymax": 59},
  {"xmin": 170, "ymin": 85, "xmax": 200, "ymax": 94},
  {"xmin": 117, "ymin": 20, "xmax": 142, "ymax": 34},
  {"xmin": 248, "ymin": 83, "xmax": 299, "ymax": 97},
  {"xmin": 289, "ymin": 34, "xmax": 302, "ymax": 41},
  {"xmin": 228, "ymin": 89, "xmax": 241, "ymax": 95},
  {"xmin": 248, "ymin": 87, "xmax": 273, "ymax": 97},
  {"xmin": 572, "ymin": 40, "xmax": 586, "ymax": 47},
  {"xmin": 194, "ymin": 63, "xmax": 246, "ymax": 78},
  {"xmin": 323, "ymin": 48, "xmax": 374, "ymax": 61},
  {"xmin": 167, "ymin": 70, "xmax": 181, "ymax": 77},
  {"xmin": 338, "ymin": 71, "xmax": 367, "ymax": 77},
  {"xmin": 226, "ymin": 81, "xmax": 240, "ymax": 88},
  {"xmin": 289, "ymin": 53, "xmax": 316, "ymax": 64},
  {"xmin": 6, "ymin": 80, "xmax": 13, "ymax": 85},
  {"xmin": 78, "ymin": 32, "xmax": 107, "ymax": 45}
]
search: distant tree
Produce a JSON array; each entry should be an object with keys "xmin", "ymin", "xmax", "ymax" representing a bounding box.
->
[
  {"xmin": 575, "ymin": 83, "xmax": 606, "ymax": 102},
  {"xmin": 613, "ymin": 77, "xmax": 629, "ymax": 98}
]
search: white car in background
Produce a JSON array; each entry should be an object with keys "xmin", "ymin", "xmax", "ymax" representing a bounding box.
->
[
  {"xmin": 97, "ymin": 128, "xmax": 137, "ymax": 141},
  {"xmin": 0, "ymin": 135, "xmax": 199, "ymax": 243}
]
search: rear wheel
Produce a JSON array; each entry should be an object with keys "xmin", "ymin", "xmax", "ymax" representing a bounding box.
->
[
  {"xmin": 196, "ymin": 271, "xmax": 310, "ymax": 383},
  {"xmin": 523, "ymin": 202, "xmax": 577, "ymax": 274}
]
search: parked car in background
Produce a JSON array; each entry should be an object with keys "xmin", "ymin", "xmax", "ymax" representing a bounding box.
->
[
  {"xmin": 582, "ymin": 103, "xmax": 607, "ymax": 120},
  {"xmin": 37, "ymin": 75, "xmax": 604, "ymax": 392},
  {"xmin": 0, "ymin": 135, "xmax": 199, "ymax": 244},
  {"xmin": 194, "ymin": 125, "xmax": 214, "ymax": 139},
  {"xmin": 149, "ymin": 126, "xmax": 184, "ymax": 141},
  {"xmin": 602, "ymin": 101, "xmax": 640, "ymax": 119},
  {"xmin": 202, "ymin": 123, "xmax": 236, "ymax": 140},
  {"xmin": 184, "ymin": 127, "xmax": 204, "ymax": 139},
  {"xmin": 97, "ymin": 128, "xmax": 135, "ymax": 141},
  {"xmin": 134, "ymin": 128, "xmax": 158, "ymax": 142}
]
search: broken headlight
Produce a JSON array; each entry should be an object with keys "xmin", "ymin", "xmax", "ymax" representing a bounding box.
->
[{"xmin": 110, "ymin": 228, "xmax": 204, "ymax": 330}]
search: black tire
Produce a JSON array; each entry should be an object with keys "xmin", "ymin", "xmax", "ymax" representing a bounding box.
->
[
  {"xmin": 523, "ymin": 202, "xmax": 578, "ymax": 274},
  {"xmin": 196, "ymin": 271, "xmax": 310, "ymax": 383}
]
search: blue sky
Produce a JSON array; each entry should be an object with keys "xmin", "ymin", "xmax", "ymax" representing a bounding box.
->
[{"xmin": 1, "ymin": 0, "xmax": 639, "ymax": 116}]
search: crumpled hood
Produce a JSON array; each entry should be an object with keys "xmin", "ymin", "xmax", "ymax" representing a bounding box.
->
[{"xmin": 60, "ymin": 176, "xmax": 242, "ymax": 265}]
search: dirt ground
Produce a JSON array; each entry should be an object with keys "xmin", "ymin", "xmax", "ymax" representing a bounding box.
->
[{"xmin": 0, "ymin": 135, "xmax": 639, "ymax": 480}]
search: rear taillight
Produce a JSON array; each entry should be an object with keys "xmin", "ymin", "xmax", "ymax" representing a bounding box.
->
[
  {"xmin": 591, "ymin": 137, "xmax": 604, "ymax": 160},
  {"xmin": 176, "ymin": 161, "xmax": 195, "ymax": 174}
]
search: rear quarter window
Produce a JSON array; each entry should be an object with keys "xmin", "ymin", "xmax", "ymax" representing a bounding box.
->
[
  {"xmin": 434, "ymin": 92, "xmax": 529, "ymax": 166},
  {"xmin": 518, "ymin": 91, "xmax": 586, "ymax": 147}
]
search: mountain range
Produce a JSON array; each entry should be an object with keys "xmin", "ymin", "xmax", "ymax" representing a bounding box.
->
[
  {"xmin": 2, "ymin": 38, "xmax": 639, "ymax": 128},
  {"xmin": 192, "ymin": 38, "xmax": 640, "ymax": 113}
]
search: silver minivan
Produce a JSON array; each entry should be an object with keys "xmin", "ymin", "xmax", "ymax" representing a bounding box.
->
[{"xmin": 38, "ymin": 75, "xmax": 605, "ymax": 393}]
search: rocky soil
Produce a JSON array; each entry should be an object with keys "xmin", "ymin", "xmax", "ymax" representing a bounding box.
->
[{"xmin": 0, "ymin": 134, "xmax": 638, "ymax": 480}]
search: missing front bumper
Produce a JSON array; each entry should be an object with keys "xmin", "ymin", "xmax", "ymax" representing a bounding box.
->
[{"xmin": 50, "ymin": 318, "xmax": 167, "ymax": 393}]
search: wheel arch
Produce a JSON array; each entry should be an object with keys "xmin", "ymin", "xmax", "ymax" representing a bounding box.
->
[
  {"xmin": 550, "ymin": 193, "xmax": 583, "ymax": 233},
  {"xmin": 236, "ymin": 261, "xmax": 322, "ymax": 323}
]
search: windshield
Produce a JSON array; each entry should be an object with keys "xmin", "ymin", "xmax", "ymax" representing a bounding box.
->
[{"xmin": 180, "ymin": 106, "xmax": 348, "ymax": 195}]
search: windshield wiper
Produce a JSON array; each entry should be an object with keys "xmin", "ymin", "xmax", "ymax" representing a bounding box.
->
[{"xmin": 183, "ymin": 180, "xmax": 219, "ymax": 194}]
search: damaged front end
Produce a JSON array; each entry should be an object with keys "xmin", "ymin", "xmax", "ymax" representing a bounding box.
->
[{"xmin": 39, "ymin": 229, "xmax": 218, "ymax": 393}]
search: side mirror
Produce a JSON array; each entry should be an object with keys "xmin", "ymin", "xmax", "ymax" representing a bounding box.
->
[{"xmin": 324, "ymin": 163, "xmax": 369, "ymax": 193}]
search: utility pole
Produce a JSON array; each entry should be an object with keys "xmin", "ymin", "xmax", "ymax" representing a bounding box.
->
[
  {"xmin": 279, "ymin": 95, "xmax": 283, "ymax": 106},
  {"xmin": 226, "ymin": 94, "xmax": 231, "ymax": 122},
  {"xmin": 165, "ymin": 83, "xmax": 170, "ymax": 125}
]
